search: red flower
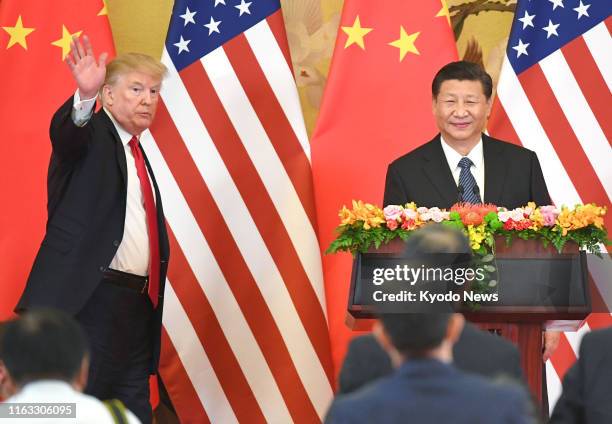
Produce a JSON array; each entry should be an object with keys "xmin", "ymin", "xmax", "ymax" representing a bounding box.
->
[
  {"xmin": 401, "ymin": 219, "xmax": 416, "ymax": 230},
  {"xmin": 386, "ymin": 219, "xmax": 398, "ymax": 230}
]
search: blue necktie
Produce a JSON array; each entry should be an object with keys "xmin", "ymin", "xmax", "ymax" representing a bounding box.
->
[{"xmin": 458, "ymin": 157, "xmax": 482, "ymax": 204}]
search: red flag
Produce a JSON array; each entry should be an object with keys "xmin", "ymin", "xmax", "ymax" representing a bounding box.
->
[
  {"xmin": 311, "ymin": 0, "xmax": 458, "ymax": 373},
  {"xmin": 0, "ymin": 1, "xmax": 115, "ymax": 320}
]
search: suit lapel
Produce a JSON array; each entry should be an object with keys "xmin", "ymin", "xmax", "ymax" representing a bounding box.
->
[
  {"xmin": 97, "ymin": 109, "xmax": 128, "ymax": 187},
  {"xmin": 422, "ymin": 136, "xmax": 459, "ymax": 207},
  {"xmin": 482, "ymin": 134, "xmax": 507, "ymax": 205}
]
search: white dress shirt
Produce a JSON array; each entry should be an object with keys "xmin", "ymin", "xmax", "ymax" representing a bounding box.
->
[
  {"xmin": 72, "ymin": 92, "xmax": 152, "ymax": 277},
  {"xmin": 4, "ymin": 380, "xmax": 141, "ymax": 423},
  {"xmin": 440, "ymin": 135, "xmax": 485, "ymax": 199}
]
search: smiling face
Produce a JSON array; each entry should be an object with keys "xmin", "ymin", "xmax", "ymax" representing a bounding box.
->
[
  {"xmin": 102, "ymin": 70, "xmax": 161, "ymax": 135},
  {"xmin": 432, "ymin": 79, "xmax": 492, "ymax": 151}
]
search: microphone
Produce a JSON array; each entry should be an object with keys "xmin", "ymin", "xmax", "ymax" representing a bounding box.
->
[{"xmin": 473, "ymin": 185, "xmax": 480, "ymax": 195}]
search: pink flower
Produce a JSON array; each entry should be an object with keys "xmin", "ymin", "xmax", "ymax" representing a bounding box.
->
[
  {"xmin": 429, "ymin": 207, "xmax": 445, "ymax": 223},
  {"xmin": 383, "ymin": 205, "xmax": 403, "ymax": 221},
  {"xmin": 540, "ymin": 205, "xmax": 559, "ymax": 227},
  {"xmin": 417, "ymin": 207, "xmax": 429, "ymax": 214},
  {"xmin": 510, "ymin": 209, "xmax": 525, "ymax": 222},
  {"xmin": 420, "ymin": 212, "xmax": 432, "ymax": 221},
  {"xmin": 386, "ymin": 219, "xmax": 398, "ymax": 230},
  {"xmin": 403, "ymin": 208, "xmax": 418, "ymax": 220},
  {"xmin": 498, "ymin": 211, "xmax": 512, "ymax": 222}
]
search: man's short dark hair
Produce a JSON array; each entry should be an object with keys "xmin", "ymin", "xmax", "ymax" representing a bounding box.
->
[
  {"xmin": 379, "ymin": 313, "xmax": 451, "ymax": 357},
  {"xmin": 0, "ymin": 309, "xmax": 88, "ymax": 386},
  {"xmin": 432, "ymin": 61, "xmax": 493, "ymax": 100}
]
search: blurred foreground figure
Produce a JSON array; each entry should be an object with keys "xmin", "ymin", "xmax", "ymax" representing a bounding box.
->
[{"xmin": 0, "ymin": 309, "xmax": 140, "ymax": 423}]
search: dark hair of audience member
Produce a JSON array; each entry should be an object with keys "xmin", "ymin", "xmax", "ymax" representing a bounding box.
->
[
  {"xmin": 432, "ymin": 60, "xmax": 493, "ymax": 100},
  {"xmin": 0, "ymin": 309, "xmax": 89, "ymax": 386},
  {"xmin": 379, "ymin": 313, "xmax": 452, "ymax": 358}
]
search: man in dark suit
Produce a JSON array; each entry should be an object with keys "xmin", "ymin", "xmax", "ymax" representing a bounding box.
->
[
  {"xmin": 550, "ymin": 327, "xmax": 612, "ymax": 424},
  {"xmin": 15, "ymin": 35, "xmax": 169, "ymax": 423},
  {"xmin": 339, "ymin": 322, "xmax": 523, "ymax": 394},
  {"xmin": 383, "ymin": 60, "xmax": 559, "ymax": 361},
  {"xmin": 383, "ymin": 60, "xmax": 550, "ymax": 209},
  {"xmin": 326, "ymin": 313, "xmax": 534, "ymax": 424}
]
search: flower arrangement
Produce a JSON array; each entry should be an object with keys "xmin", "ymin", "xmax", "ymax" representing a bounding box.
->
[{"xmin": 327, "ymin": 201, "xmax": 609, "ymax": 255}]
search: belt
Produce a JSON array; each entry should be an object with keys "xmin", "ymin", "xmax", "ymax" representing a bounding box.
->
[{"xmin": 103, "ymin": 268, "xmax": 149, "ymax": 294}]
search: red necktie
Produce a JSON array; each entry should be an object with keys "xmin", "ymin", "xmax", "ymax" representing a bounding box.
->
[{"xmin": 129, "ymin": 136, "xmax": 160, "ymax": 308}]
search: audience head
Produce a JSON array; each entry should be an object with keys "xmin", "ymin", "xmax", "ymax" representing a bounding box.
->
[{"xmin": 0, "ymin": 309, "xmax": 89, "ymax": 391}]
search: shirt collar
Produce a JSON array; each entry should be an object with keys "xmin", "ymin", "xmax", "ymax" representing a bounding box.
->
[
  {"xmin": 103, "ymin": 108, "xmax": 137, "ymax": 147},
  {"xmin": 440, "ymin": 135, "xmax": 483, "ymax": 170}
]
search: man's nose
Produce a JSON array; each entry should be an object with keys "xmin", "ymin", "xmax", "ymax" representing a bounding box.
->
[
  {"xmin": 453, "ymin": 102, "xmax": 469, "ymax": 117},
  {"xmin": 141, "ymin": 91, "xmax": 152, "ymax": 105}
]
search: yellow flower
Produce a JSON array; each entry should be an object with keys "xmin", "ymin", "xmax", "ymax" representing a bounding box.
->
[
  {"xmin": 347, "ymin": 200, "xmax": 385, "ymax": 229},
  {"xmin": 404, "ymin": 202, "xmax": 417, "ymax": 210},
  {"xmin": 339, "ymin": 205, "xmax": 355, "ymax": 225},
  {"xmin": 529, "ymin": 208, "xmax": 544, "ymax": 231},
  {"xmin": 467, "ymin": 224, "xmax": 486, "ymax": 250}
]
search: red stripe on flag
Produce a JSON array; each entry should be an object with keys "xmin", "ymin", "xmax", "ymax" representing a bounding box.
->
[
  {"xmin": 150, "ymin": 103, "xmax": 321, "ymax": 422},
  {"xmin": 266, "ymin": 10, "xmax": 294, "ymax": 73},
  {"xmin": 586, "ymin": 313, "xmax": 612, "ymax": 330},
  {"xmin": 561, "ymin": 36, "xmax": 612, "ymax": 145},
  {"xmin": 176, "ymin": 63, "xmax": 334, "ymax": 382},
  {"xmin": 164, "ymin": 226, "xmax": 266, "ymax": 423},
  {"xmin": 159, "ymin": 329, "xmax": 211, "ymax": 424},
  {"xmin": 488, "ymin": 100, "xmax": 523, "ymax": 147},
  {"xmin": 518, "ymin": 66, "xmax": 610, "ymax": 227},
  {"xmin": 224, "ymin": 33, "xmax": 318, "ymax": 228},
  {"xmin": 549, "ymin": 334, "xmax": 577, "ymax": 381}
]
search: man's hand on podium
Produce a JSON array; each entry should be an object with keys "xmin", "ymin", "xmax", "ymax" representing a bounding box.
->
[{"xmin": 543, "ymin": 330, "xmax": 561, "ymax": 362}]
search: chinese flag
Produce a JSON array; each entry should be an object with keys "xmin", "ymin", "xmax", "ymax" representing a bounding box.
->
[
  {"xmin": 311, "ymin": 0, "xmax": 458, "ymax": 374},
  {"xmin": 0, "ymin": 1, "xmax": 115, "ymax": 320}
]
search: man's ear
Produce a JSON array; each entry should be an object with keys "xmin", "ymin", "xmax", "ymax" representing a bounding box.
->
[
  {"xmin": 372, "ymin": 320, "xmax": 393, "ymax": 352},
  {"xmin": 73, "ymin": 356, "xmax": 89, "ymax": 392},
  {"xmin": 446, "ymin": 313, "xmax": 465, "ymax": 345},
  {"xmin": 102, "ymin": 84, "xmax": 113, "ymax": 107}
]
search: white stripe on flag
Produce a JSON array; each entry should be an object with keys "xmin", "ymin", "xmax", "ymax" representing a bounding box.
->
[
  {"xmin": 539, "ymin": 50, "xmax": 612, "ymax": 201},
  {"xmin": 201, "ymin": 47, "xmax": 327, "ymax": 312},
  {"xmin": 564, "ymin": 322, "xmax": 589, "ymax": 357},
  {"xmin": 142, "ymin": 129, "xmax": 293, "ymax": 423},
  {"xmin": 546, "ymin": 361, "xmax": 563, "ymax": 416},
  {"xmin": 496, "ymin": 55, "xmax": 582, "ymax": 206},
  {"xmin": 162, "ymin": 281, "xmax": 238, "ymax": 424},
  {"xmin": 583, "ymin": 22, "xmax": 612, "ymax": 92},
  {"xmin": 158, "ymin": 51, "xmax": 332, "ymax": 416},
  {"xmin": 245, "ymin": 19, "xmax": 312, "ymax": 160}
]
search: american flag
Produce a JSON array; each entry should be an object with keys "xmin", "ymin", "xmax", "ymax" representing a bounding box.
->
[
  {"xmin": 141, "ymin": 0, "xmax": 334, "ymax": 422},
  {"xmin": 488, "ymin": 0, "xmax": 611, "ymax": 413}
]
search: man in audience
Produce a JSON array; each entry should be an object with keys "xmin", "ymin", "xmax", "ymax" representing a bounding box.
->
[
  {"xmin": 0, "ymin": 309, "xmax": 140, "ymax": 423},
  {"xmin": 339, "ymin": 225, "xmax": 523, "ymax": 394},
  {"xmin": 326, "ymin": 313, "xmax": 534, "ymax": 423},
  {"xmin": 550, "ymin": 326, "xmax": 612, "ymax": 424}
]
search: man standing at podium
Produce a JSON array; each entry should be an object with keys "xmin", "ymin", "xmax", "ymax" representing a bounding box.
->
[
  {"xmin": 383, "ymin": 60, "xmax": 559, "ymax": 360},
  {"xmin": 383, "ymin": 60, "xmax": 550, "ymax": 210},
  {"xmin": 16, "ymin": 35, "xmax": 169, "ymax": 423}
]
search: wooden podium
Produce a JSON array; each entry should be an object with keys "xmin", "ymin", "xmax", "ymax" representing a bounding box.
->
[{"xmin": 345, "ymin": 237, "xmax": 591, "ymax": 405}]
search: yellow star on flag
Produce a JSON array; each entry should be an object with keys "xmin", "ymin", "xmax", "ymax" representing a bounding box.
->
[
  {"xmin": 436, "ymin": 0, "xmax": 451, "ymax": 26},
  {"xmin": 388, "ymin": 26, "xmax": 420, "ymax": 61},
  {"xmin": 341, "ymin": 16, "xmax": 373, "ymax": 50},
  {"xmin": 51, "ymin": 25, "xmax": 83, "ymax": 60},
  {"xmin": 98, "ymin": 0, "xmax": 108, "ymax": 16},
  {"xmin": 2, "ymin": 15, "xmax": 35, "ymax": 50}
]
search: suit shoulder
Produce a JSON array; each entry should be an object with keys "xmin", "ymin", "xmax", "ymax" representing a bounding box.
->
[
  {"xmin": 388, "ymin": 138, "xmax": 439, "ymax": 169},
  {"xmin": 581, "ymin": 327, "xmax": 612, "ymax": 354},
  {"xmin": 486, "ymin": 135, "xmax": 536, "ymax": 157}
]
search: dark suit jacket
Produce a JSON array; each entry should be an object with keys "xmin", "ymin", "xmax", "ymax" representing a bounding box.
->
[
  {"xmin": 550, "ymin": 327, "xmax": 612, "ymax": 424},
  {"xmin": 339, "ymin": 322, "xmax": 523, "ymax": 394},
  {"xmin": 327, "ymin": 358, "xmax": 532, "ymax": 424},
  {"xmin": 384, "ymin": 134, "xmax": 551, "ymax": 208},
  {"xmin": 17, "ymin": 97, "xmax": 170, "ymax": 369}
]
